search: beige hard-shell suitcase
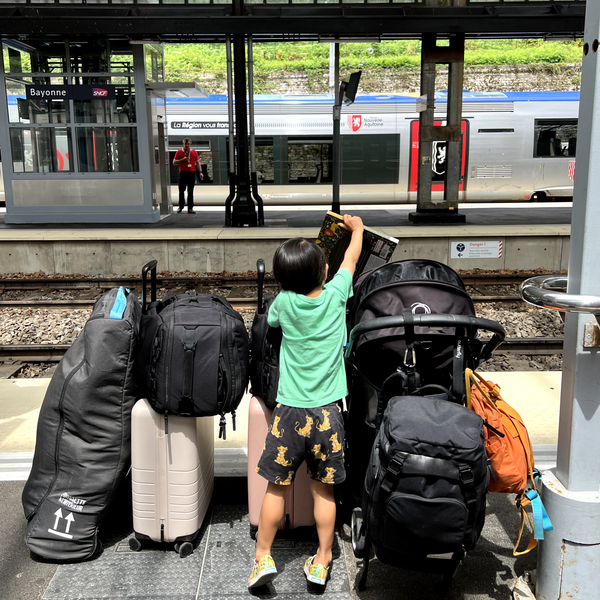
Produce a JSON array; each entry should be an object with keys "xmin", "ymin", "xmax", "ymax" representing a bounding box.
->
[
  {"xmin": 129, "ymin": 398, "xmax": 214, "ymax": 557},
  {"xmin": 247, "ymin": 396, "xmax": 315, "ymax": 538}
]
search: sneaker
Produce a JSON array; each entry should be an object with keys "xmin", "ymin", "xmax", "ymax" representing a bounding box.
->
[
  {"xmin": 304, "ymin": 555, "xmax": 331, "ymax": 586},
  {"xmin": 177, "ymin": 207, "xmax": 183, "ymax": 213},
  {"xmin": 248, "ymin": 554, "xmax": 278, "ymax": 589},
  {"xmin": 188, "ymin": 210, "xmax": 196, "ymax": 214}
]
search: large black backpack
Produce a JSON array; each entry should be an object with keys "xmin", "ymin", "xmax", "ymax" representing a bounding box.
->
[
  {"xmin": 249, "ymin": 259, "xmax": 281, "ymax": 408},
  {"xmin": 135, "ymin": 261, "xmax": 249, "ymax": 436},
  {"xmin": 22, "ymin": 287, "xmax": 140, "ymax": 561},
  {"xmin": 359, "ymin": 393, "xmax": 489, "ymax": 580}
]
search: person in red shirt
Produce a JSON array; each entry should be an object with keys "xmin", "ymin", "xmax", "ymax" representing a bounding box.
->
[{"xmin": 173, "ymin": 138, "xmax": 203, "ymax": 214}]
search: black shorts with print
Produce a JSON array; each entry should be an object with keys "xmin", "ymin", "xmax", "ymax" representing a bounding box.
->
[{"xmin": 256, "ymin": 401, "xmax": 346, "ymax": 486}]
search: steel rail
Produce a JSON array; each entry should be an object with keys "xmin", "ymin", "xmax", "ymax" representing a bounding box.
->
[{"xmin": 0, "ymin": 337, "xmax": 564, "ymax": 364}]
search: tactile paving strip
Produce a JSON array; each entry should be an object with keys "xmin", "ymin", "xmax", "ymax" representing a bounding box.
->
[{"xmin": 42, "ymin": 504, "xmax": 352, "ymax": 600}]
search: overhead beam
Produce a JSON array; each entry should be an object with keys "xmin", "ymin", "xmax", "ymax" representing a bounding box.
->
[{"xmin": 0, "ymin": 4, "xmax": 585, "ymax": 39}]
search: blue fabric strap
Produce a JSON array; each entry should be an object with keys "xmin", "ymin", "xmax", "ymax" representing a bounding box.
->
[
  {"xmin": 110, "ymin": 287, "xmax": 128, "ymax": 320},
  {"xmin": 525, "ymin": 489, "xmax": 554, "ymax": 540}
]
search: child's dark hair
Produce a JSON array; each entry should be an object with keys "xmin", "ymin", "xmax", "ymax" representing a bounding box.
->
[{"xmin": 273, "ymin": 237, "xmax": 327, "ymax": 294}]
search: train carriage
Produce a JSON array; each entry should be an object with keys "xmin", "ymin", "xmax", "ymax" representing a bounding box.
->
[{"xmin": 1, "ymin": 90, "xmax": 579, "ymax": 206}]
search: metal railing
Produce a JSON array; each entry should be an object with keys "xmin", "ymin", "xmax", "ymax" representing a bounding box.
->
[
  {"xmin": 0, "ymin": 0, "xmax": 586, "ymax": 5},
  {"xmin": 520, "ymin": 276, "xmax": 600, "ymax": 316}
]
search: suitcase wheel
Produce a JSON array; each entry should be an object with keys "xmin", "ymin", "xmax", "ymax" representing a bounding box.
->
[
  {"xmin": 351, "ymin": 507, "xmax": 366, "ymax": 559},
  {"xmin": 175, "ymin": 541, "xmax": 194, "ymax": 558},
  {"xmin": 129, "ymin": 537, "xmax": 142, "ymax": 552}
]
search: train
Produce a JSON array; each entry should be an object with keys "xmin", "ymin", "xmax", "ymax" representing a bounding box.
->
[{"xmin": 2, "ymin": 90, "xmax": 579, "ymax": 206}]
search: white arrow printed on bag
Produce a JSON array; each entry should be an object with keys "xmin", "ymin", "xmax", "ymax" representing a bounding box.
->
[{"xmin": 48, "ymin": 507, "xmax": 75, "ymax": 539}]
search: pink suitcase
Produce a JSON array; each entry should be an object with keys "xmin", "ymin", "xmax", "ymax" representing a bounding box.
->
[
  {"xmin": 247, "ymin": 396, "xmax": 315, "ymax": 538},
  {"xmin": 129, "ymin": 398, "xmax": 214, "ymax": 557}
]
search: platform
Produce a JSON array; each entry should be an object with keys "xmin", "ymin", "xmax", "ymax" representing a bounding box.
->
[
  {"xmin": 0, "ymin": 371, "xmax": 560, "ymax": 600},
  {"xmin": 0, "ymin": 203, "xmax": 571, "ymax": 276}
]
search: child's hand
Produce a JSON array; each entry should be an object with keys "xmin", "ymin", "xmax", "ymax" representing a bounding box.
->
[{"xmin": 340, "ymin": 214, "xmax": 364, "ymax": 233}]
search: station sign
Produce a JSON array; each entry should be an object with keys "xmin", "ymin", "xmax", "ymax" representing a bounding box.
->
[
  {"xmin": 26, "ymin": 84, "xmax": 116, "ymax": 101},
  {"xmin": 450, "ymin": 240, "xmax": 503, "ymax": 259}
]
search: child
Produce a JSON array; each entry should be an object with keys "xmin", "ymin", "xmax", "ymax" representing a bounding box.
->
[{"xmin": 248, "ymin": 214, "xmax": 364, "ymax": 590}]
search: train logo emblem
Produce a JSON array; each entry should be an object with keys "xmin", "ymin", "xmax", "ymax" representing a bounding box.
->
[
  {"xmin": 568, "ymin": 160, "xmax": 576, "ymax": 182},
  {"xmin": 92, "ymin": 88, "xmax": 109, "ymax": 97},
  {"xmin": 348, "ymin": 115, "xmax": 362, "ymax": 132}
]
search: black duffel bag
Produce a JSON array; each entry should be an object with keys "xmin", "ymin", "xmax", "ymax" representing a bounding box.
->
[
  {"xmin": 135, "ymin": 261, "xmax": 250, "ymax": 436},
  {"xmin": 249, "ymin": 258, "xmax": 281, "ymax": 409},
  {"xmin": 22, "ymin": 287, "xmax": 141, "ymax": 561}
]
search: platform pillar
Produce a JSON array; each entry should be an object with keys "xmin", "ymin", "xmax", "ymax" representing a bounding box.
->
[
  {"xmin": 409, "ymin": 32, "xmax": 465, "ymax": 224},
  {"xmin": 229, "ymin": 0, "xmax": 257, "ymax": 227},
  {"xmin": 537, "ymin": 1, "xmax": 600, "ymax": 597}
]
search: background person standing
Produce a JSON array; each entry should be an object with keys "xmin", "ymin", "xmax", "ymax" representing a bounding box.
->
[{"xmin": 173, "ymin": 138, "xmax": 203, "ymax": 214}]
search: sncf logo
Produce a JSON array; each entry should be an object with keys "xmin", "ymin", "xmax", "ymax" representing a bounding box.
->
[
  {"xmin": 92, "ymin": 88, "xmax": 108, "ymax": 97},
  {"xmin": 411, "ymin": 302, "xmax": 431, "ymax": 315},
  {"xmin": 347, "ymin": 115, "xmax": 362, "ymax": 132}
]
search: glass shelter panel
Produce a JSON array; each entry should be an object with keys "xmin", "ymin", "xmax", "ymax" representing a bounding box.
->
[
  {"xmin": 72, "ymin": 77, "xmax": 136, "ymax": 123},
  {"xmin": 10, "ymin": 127, "xmax": 72, "ymax": 173},
  {"xmin": 77, "ymin": 127, "xmax": 139, "ymax": 173}
]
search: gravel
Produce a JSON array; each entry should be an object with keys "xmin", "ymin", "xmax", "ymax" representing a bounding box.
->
[{"xmin": 0, "ymin": 286, "xmax": 565, "ymax": 378}]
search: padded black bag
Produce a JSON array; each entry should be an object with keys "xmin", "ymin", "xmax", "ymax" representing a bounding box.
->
[
  {"xmin": 135, "ymin": 264, "xmax": 249, "ymax": 432},
  {"xmin": 22, "ymin": 287, "xmax": 141, "ymax": 562},
  {"xmin": 362, "ymin": 394, "xmax": 489, "ymax": 572},
  {"xmin": 249, "ymin": 259, "xmax": 281, "ymax": 409}
]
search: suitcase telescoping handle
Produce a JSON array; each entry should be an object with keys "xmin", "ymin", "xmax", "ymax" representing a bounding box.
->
[
  {"xmin": 141, "ymin": 259, "xmax": 158, "ymax": 313},
  {"xmin": 257, "ymin": 258, "xmax": 265, "ymax": 314},
  {"xmin": 345, "ymin": 314, "xmax": 506, "ymax": 363}
]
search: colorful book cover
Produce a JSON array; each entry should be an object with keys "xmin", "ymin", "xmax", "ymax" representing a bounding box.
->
[{"xmin": 315, "ymin": 211, "xmax": 398, "ymax": 280}]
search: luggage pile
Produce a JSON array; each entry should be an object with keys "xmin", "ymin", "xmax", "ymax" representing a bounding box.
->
[
  {"xmin": 22, "ymin": 259, "xmax": 250, "ymax": 560},
  {"xmin": 21, "ymin": 254, "xmax": 544, "ymax": 593}
]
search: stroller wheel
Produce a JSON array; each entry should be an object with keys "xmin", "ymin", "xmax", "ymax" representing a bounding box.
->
[{"xmin": 351, "ymin": 507, "xmax": 366, "ymax": 558}]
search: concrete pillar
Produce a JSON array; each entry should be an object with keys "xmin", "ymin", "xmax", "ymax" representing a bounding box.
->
[{"xmin": 536, "ymin": 1, "xmax": 600, "ymax": 597}]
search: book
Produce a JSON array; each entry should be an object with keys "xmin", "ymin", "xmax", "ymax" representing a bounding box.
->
[{"xmin": 315, "ymin": 211, "xmax": 399, "ymax": 280}]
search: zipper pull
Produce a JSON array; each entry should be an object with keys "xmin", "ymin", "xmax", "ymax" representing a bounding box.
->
[
  {"xmin": 219, "ymin": 414, "xmax": 227, "ymax": 440},
  {"xmin": 164, "ymin": 414, "xmax": 169, "ymax": 435},
  {"xmin": 232, "ymin": 410, "xmax": 237, "ymax": 432}
]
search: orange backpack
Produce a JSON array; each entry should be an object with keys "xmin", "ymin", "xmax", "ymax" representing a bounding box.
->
[{"xmin": 465, "ymin": 369, "xmax": 552, "ymax": 555}]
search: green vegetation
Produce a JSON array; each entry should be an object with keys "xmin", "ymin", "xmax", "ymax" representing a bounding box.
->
[
  {"xmin": 164, "ymin": 39, "xmax": 583, "ymax": 93},
  {"xmin": 165, "ymin": 39, "xmax": 582, "ymax": 74}
]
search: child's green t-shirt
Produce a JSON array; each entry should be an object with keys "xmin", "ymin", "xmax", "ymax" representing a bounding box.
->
[{"xmin": 267, "ymin": 268, "xmax": 353, "ymax": 408}]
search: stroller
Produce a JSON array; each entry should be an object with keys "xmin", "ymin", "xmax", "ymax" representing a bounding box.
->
[{"xmin": 342, "ymin": 259, "xmax": 505, "ymax": 590}]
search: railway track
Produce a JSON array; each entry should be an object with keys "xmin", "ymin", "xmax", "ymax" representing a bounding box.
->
[
  {"xmin": 0, "ymin": 272, "xmax": 557, "ymax": 291},
  {"xmin": 0, "ymin": 337, "xmax": 564, "ymax": 363},
  {"xmin": 0, "ymin": 295, "xmax": 522, "ymax": 310}
]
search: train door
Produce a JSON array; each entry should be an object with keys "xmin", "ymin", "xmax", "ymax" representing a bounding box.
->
[
  {"xmin": 408, "ymin": 119, "xmax": 468, "ymax": 194},
  {"xmin": 533, "ymin": 118, "xmax": 577, "ymax": 199}
]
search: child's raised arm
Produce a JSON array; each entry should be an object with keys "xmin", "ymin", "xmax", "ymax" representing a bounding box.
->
[{"xmin": 339, "ymin": 215, "xmax": 364, "ymax": 277}]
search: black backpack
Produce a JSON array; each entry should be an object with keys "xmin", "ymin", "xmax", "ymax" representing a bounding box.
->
[
  {"xmin": 361, "ymin": 394, "xmax": 489, "ymax": 572},
  {"xmin": 22, "ymin": 287, "xmax": 140, "ymax": 561},
  {"xmin": 249, "ymin": 259, "xmax": 281, "ymax": 408},
  {"xmin": 135, "ymin": 261, "xmax": 250, "ymax": 437}
]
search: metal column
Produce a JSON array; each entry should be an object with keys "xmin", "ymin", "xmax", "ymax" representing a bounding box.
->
[
  {"xmin": 409, "ymin": 33, "xmax": 466, "ymax": 224},
  {"xmin": 229, "ymin": 0, "xmax": 257, "ymax": 227},
  {"xmin": 521, "ymin": 2, "xmax": 600, "ymax": 597}
]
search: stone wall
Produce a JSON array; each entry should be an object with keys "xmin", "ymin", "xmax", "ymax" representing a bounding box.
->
[{"xmin": 194, "ymin": 63, "xmax": 581, "ymax": 95}]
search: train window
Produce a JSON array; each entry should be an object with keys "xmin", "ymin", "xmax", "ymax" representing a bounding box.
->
[
  {"xmin": 341, "ymin": 134, "xmax": 400, "ymax": 185},
  {"xmin": 534, "ymin": 119, "xmax": 577, "ymax": 158},
  {"xmin": 287, "ymin": 138, "xmax": 331, "ymax": 184},
  {"xmin": 10, "ymin": 127, "xmax": 73, "ymax": 173},
  {"xmin": 478, "ymin": 129, "xmax": 514, "ymax": 134},
  {"xmin": 255, "ymin": 138, "xmax": 274, "ymax": 184},
  {"xmin": 77, "ymin": 127, "xmax": 139, "ymax": 173}
]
